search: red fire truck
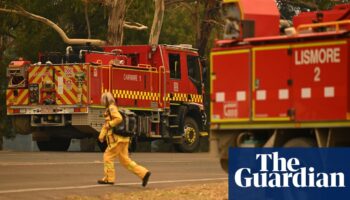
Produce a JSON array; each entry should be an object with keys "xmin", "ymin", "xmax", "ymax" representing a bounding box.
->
[
  {"xmin": 210, "ymin": 0, "xmax": 350, "ymax": 171},
  {"xmin": 6, "ymin": 44, "xmax": 207, "ymax": 152}
]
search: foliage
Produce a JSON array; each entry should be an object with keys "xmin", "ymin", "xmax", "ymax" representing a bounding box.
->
[
  {"xmin": 123, "ymin": 0, "xmax": 153, "ymax": 45},
  {"xmin": 277, "ymin": 0, "xmax": 348, "ymax": 20},
  {"xmin": 0, "ymin": 0, "xmax": 110, "ymax": 138},
  {"xmin": 161, "ymin": 4, "xmax": 197, "ymax": 45}
]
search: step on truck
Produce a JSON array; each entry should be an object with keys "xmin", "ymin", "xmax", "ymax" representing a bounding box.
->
[
  {"xmin": 6, "ymin": 44, "xmax": 207, "ymax": 152},
  {"xmin": 210, "ymin": 0, "xmax": 350, "ymax": 171}
]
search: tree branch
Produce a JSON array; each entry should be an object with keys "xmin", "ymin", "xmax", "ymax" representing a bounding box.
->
[
  {"xmin": 83, "ymin": 1, "xmax": 92, "ymax": 39},
  {"xmin": 83, "ymin": 0, "xmax": 147, "ymax": 30},
  {"xmin": 0, "ymin": 6, "xmax": 107, "ymax": 46},
  {"xmin": 149, "ymin": 0, "xmax": 164, "ymax": 45},
  {"xmin": 165, "ymin": 0, "xmax": 197, "ymax": 7},
  {"xmin": 203, "ymin": 19, "xmax": 224, "ymax": 27},
  {"xmin": 124, "ymin": 21, "xmax": 148, "ymax": 30}
]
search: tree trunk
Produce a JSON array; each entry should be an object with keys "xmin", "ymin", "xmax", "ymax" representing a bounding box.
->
[
  {"xmin": 0, "ymin": 36, "xmax": 7, "ymax": 149},
  {"xmin": 196, "ymin": 0, "xmax": 219, "ymax": 57},
  {"xmin": 0, "ymin": 36, "xmax": 5, "ymax": 61},
  {"xmin": 149, "ymin": 0, "xmax": 165, "ymax": 46},
  {"xmin": 84, "ymin": 1, "xmax": 91, "ymax": 39},
  {"xmin": 106, "ymin": 0, "xmax": 126, "ymax": 46},
  {"xmin": 194, "ymin": 1, "xmax": 200, "ymax": 43}
]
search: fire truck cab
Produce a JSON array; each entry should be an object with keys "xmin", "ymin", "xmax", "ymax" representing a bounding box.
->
[
  {"xmin": 210, "ymin": 0, "xmax": 350, "ymax": 171},
  {"xmin": 6, "ymin": 44, "xmax": 207, "ymax": 152}
]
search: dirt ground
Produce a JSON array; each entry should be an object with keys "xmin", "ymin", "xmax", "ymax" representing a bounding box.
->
[{"xmin": 65, "ymin": 181, "xmax": 228, "ymax": 200}]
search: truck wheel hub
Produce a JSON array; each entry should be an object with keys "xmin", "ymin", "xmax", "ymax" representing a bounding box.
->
[{"xmin": 184, "ymin": 126, "xmax": 196, "ymax": 144}]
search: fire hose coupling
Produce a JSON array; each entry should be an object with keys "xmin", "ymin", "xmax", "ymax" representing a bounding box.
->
[
  {"xmin": 75, "ymin": 71, "xmax": 86, "ymax": 105},
  {"xmin": 29, "ymin": 84, "xmax": 39, "ymax": 103}
]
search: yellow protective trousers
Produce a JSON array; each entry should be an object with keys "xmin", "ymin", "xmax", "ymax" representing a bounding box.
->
[{"xmin": 103, "ymin": 141, "xmax": 148, "ymax": 183}]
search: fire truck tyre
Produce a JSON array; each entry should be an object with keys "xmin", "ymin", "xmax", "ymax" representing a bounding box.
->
[
  {"xmin": 37, "ymin": 138, "xmax": 71, "ymax": 151},
  {"xmin": 177, "ymin": 117, "xmax": 200, "ymax": 153},
  {"xmin": 283, "ymin": 137, "xmax": 317, "ymax": 148}
]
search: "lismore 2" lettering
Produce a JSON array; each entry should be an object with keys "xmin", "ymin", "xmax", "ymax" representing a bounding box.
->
[{"xmin": 295, "ymin": 48, "xmax": 340, "ymax": 65}]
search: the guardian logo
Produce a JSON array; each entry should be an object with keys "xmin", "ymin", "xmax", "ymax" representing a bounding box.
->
[
  {"xmin": 234, "ymin": 152, "xmax": 345, "ymax": 188},
  {"xmin": 229, "ymin": 148, "xmax": 350, "ymax": 200}
]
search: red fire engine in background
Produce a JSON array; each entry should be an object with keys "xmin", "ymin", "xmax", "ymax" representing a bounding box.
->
[
  {"xmin": 210, "ymin": 0, "xmax": 350, "ymax": 171},
  {"xmin": 6, "ymin": 44, "xmax": 207, "ymax": 152}
]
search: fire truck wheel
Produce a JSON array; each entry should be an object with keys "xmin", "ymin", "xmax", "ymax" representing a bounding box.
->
[
  {"xmin": 283, "ymin": 137, "xmax": 317, "ymax": 147},
  {"xmin": 177, "ymin": 117, "xmax": 200, "ymax": 153},
  {"xmin": 36, "ymin": 138, "xmax": 71, "ymax": 151}
]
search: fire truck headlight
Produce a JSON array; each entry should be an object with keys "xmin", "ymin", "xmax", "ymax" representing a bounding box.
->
[{"xmin": 47, "ymin": 115, "xmax": 54, "ymax": 121}]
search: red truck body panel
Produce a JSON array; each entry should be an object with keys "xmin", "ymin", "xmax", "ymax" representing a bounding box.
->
[
  {"xmin": 240, "ymin": 0, "xmax": 280, "ymax": 37},
  {"xmin": 211, "ymin": 48, "xmax": 251, "ymax": 122},
  {"xmin": 293, "ymin": 4, "xmax": 350, "ymax": 29},
  {"xmin": 211, "ymin": 39, "xmax": 350, "ymax": 124},
  {"xmin": 7, "ymin": 45, "xmax": 203, "ymax": 114},
  {"xmin": 291, "ymin": 41, "xmax": 348, "ymax": 121},
  {"xmin": 253, "ymin": 45, "xmax": 292, "ymax": 120},
  {"xmin": 211, "ymin": 3, "xmax": 350, "ymax": 128}
]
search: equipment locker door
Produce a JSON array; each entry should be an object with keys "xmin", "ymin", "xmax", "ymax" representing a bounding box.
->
[
  {"xmin": 253, "ymin": 45, "xmax": 292, "ymax": 121},
  {"xmin": 89, "ymin": 65, "xmax": 102, "ymax": 104},
  {"xmin": 211, "ymin": 49, "xmax": 251, "ymax": 122},
  {"xmin": 291, "ymin": 40, "xmax": 348, "ymax": 121}
]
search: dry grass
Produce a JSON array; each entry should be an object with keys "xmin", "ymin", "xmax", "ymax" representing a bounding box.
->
[{"xmin": 66, "ymin": 181, "xmax": 228, "ymax": 200}]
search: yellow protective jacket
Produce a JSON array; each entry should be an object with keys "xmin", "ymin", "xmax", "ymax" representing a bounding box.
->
[{"xmin": 98, "ymin": 103, "xmax": 129, "ymax": 149}]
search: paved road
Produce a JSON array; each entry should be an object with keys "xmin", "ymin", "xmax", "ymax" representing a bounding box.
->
[{"xmin": 0, "ymin": 152, "xmax": 227, "ymax": 200}]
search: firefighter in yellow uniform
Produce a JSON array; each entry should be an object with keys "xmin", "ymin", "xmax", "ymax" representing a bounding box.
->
[{"xmin": 98, "ymin": 92, "xmax": 151, "ymax": 186}]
